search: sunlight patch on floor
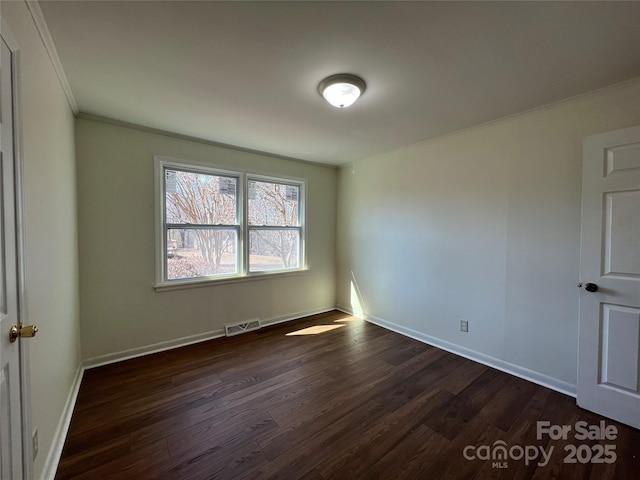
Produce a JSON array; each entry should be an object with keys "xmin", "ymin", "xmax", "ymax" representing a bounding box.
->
[
  {"xmin": 286, "ymin": 324, "xmax": 345, "ymax": 336},
  {"xmin": 334, "ymin": 316, "xmax": 362, "ymax": 323}
]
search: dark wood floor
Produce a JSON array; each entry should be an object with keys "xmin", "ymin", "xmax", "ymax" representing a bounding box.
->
[{"xmin": 56, "ymin": 310, "xmax": 640, "ymax": 479}]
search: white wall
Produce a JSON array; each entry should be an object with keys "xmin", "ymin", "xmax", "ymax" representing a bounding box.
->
[
  {"xmin": 337, "ymin": 79, "xmax": 640, "ymax": 393},
  {"xmin": 75, "ymin": 118, "xmax": 337, "ymax": 361},
  {"xmin": 2, "ymin": 2, "xmax": 81, "ymax": 479}
]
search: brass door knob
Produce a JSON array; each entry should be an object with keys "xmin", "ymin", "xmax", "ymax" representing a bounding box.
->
[{"xmin": 9, "ymin": 324, "xmax": 38, "ymax": 343}]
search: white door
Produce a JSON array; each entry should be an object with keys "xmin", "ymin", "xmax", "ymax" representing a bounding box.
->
[
  {"xmin": 0, "ymin": 32, "xmax": 24, "ymax": 480},
  {"xmin": 578, "ymin": 125, "xmax": 640, "ymax": 429}
]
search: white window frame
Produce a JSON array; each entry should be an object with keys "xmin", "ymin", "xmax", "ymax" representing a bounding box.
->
[
  {"xmin": 154, "ymin": 156, "xmax": 306, "ymax": 291},
  {"xmin": 246, "ymin": 174, "xmax": 306, "ymax": 275}
]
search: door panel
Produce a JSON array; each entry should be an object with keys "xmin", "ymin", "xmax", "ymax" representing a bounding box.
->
[
  {"xmin": 603, "ymin": 191, "xmax": 640, "ymax": 277},
  {"xmin": 0, "ymin": 34, "xmax": 24, "ymax": 479},
  {"xmin": 600, "ymin": 304, "xmax": 639, "ymax": 392},
  {"xmin": 605, "ymin": 142, "xmax": 640, "ymax": 175},
  {"xmin": 578, "ymin": 125, "xmax": 640, "ymax": 429}
]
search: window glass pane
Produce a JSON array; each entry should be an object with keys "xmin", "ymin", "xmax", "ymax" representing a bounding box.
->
[
  {"xmin": 248, "ymin": 180, "xmax": 299, "ymax": 226},
  {"xmin": 165, "ymin": 169, "xmax": 237, "ymax": 225},
  {"xmin": 167, "ymin": 228, "xmax": 238, "ymax": 279},
  {"xmin": 249, "ymin": 229, "xmax": 299, "ymax": 272}
]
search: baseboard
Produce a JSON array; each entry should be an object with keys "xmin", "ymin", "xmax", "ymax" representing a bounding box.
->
[
  {"xmin": 83, "ymin": 329, "xmax": 226, "ymax": 369},
  {"xmin": 260, "ymin": 307, "xmax": 336, "ymax": 328},
  {"xmin": 40, "ymin": 363, "xmax": 84, "ymax": 480},
  {"xmin": 336, "ymin": 304, "xmax": 363, "ymax": 318},
  {"xmin": 83, "ymin": 306, "xmax": 336, "ymax": 369},
  {"xmin": 336, "ymin": 304, "xmax": 577, "ymax": 398}
]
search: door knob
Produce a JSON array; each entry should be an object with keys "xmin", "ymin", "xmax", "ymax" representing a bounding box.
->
[
  {"xmin": 578, "ymin": 282, "xmax": 598, "ymax": 293},
  {"xmin": 9, "ymin": 324, "xmax": 38, "ymax": 343}
]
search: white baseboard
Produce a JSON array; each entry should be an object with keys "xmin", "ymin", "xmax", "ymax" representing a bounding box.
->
[
  {"xmin": 336, "ymin": 304, "xmax": 576, "ymax": 398},
  {"xmin": 83, "ymin": 306, "xmax": 336, "ymax": 369},
  {"xmin": 40, "ymin": 363, "xmax": 84, "ymax": 480},
  {"xmin": 83, "ymin": 329, "xmax": 226, "ymax": 369},
  {"xmin": 260, "ymin": 307, "xmax": 336, "ymax": 328},
  {"xmin": 336, "ymin": 305, "xmax": 364, "ymax": 319}
]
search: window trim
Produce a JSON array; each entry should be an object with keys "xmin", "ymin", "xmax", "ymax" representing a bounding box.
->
[
  {"xmin": 154, "ymin": 156, "xmax": 307, "ymax": 291},
  {"xmin": 245, "ymin": 174, "xmax": 305, "ymax": 274}
]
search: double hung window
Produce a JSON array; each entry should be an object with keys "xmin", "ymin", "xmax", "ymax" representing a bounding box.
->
[
  {"xmin": 248, "ymin": 179, "xmax": 301, "ymax": 272},
  {"xmin": 155, "ymin": 157, "xmax": 305, "ymax": 289}
]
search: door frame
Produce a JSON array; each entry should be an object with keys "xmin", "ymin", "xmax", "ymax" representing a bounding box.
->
[{"xmin": 1, "ymin": 18, "xmax": 33, "ymax": 479}]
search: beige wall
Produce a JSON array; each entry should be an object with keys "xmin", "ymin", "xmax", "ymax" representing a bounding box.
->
[
  {"xmin": 2, "ymin": 1, "xmax": 81, "ymax": 479},
  {"xmin": 337, "ymin": 79, "xmax": 640, "ymax": 392},
  {"xmin": 75, "ymin": 118, "xmax": 337, "ymax": 361}
]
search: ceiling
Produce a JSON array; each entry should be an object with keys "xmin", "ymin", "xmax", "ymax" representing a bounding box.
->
[{"xmin": 39, "ymin": 0, "xmax": 640, "ymax": 166}]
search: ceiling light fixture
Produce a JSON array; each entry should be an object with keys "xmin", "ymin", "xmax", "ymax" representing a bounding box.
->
[{"xmin": 318, "ymin": 74, "xmax": 366, "ymax": 109}]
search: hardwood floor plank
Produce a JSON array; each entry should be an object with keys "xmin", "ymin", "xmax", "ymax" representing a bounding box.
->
[
  {"xmin": 255, "ymin": 390, "xmax": 400, "ymax": 469},
  {"xmin": 415, "ymin": 416, "xmax": 503, "ymax": 479},
  {"xmin": 357, "ymin": 425, "xmax": 450, "ymax": 480},
  {"xmin": 165, "ymin": 411, "xmax": 278, "ymax": 459},
  {"xmin": 442, "ymin": 425, "xmax": 507, "ymax": 480},
  {"xmin": 265, "ymin": 357, "xmax": 394, "ymax": 427},
  {"xmin": 55, "ymin": 311, "xmax": 640, "ymax": 480},
  {"xmin": 57, "ymin": 439, "xmax": 169, "ymax": 480},
  {"xmin": 478, "ymin": 375, "xmax": 539, "ymax": 432},
  {"xmin": 256, "ymin": 349, "xmax": 452, "ymax": 462},
  {"xmin": 315, "ymin": 388, "xmax": 453, "ymax": 479},
  {"xmin": 442, "ymin": 359, "xmax": 489, "ymax": 395},
  {"xmin": 129, "ymin": 370, "xmax": 333, "ymax": 448},
  {"xmin": 67, "ymin": 370, "xmax": 224, "ymax": 441},
  {"xmin": 54, "ymin": 436, "xmax": 130, "ymax": 480},
  {"xmin": 377, "ymin": 335, "xmax": 429, "ymax": 366},
  {"xmin": 162, "ymin": 441, "xmax": 267, "ymax": 480},
  {"xmin": 265, "ymin": 344, "xmax": 445, "ymax": 431}
]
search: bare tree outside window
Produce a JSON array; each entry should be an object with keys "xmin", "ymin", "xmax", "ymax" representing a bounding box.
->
[
  {"xmin": 248, "ymin": 180, "xmax": 301, "ymax": 271},
  {"xmin": 165, "ymin": 170, "xmax": 238, "ymax": 279},
  {"xmin": 156, "ymin": 157, "xmax": 304, "ymax": 286}
]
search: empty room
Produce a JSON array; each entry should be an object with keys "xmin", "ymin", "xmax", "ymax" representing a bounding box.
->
[{"xmin": 1, "ymin": 1, "xmax": 640, "ymax": 479}]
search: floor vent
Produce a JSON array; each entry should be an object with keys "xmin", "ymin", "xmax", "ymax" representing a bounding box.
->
[{"xmin": 225, "ymin": 319, "xmax": 261, "ymax": 337}]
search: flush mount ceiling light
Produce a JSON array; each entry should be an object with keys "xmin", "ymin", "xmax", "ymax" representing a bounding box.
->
[{"xmin": 318, "ymin": 74, "xmax": 366, "ymax": 108}]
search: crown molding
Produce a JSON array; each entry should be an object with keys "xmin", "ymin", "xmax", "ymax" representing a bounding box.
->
[
  {"xmin": 25, "ymin": 0, "xmax": 78, "ymax": 114},
  {"xmin": 77, "ymin": 112, "xmax": 338, "ymax": 169}
]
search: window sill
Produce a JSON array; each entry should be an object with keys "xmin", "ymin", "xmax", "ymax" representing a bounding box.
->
[{"xmin": 154, "ymin": 268, "xmax": 310, "ymax": 292}]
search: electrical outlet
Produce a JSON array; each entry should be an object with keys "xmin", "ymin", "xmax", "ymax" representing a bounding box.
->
[
  {"xmin": 460, "ymin": 320, "xmax": 469, "ymax": 333},
  {"xmin": 32, "ymin": 430, "xmax": 38, "ymax": 460}
]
